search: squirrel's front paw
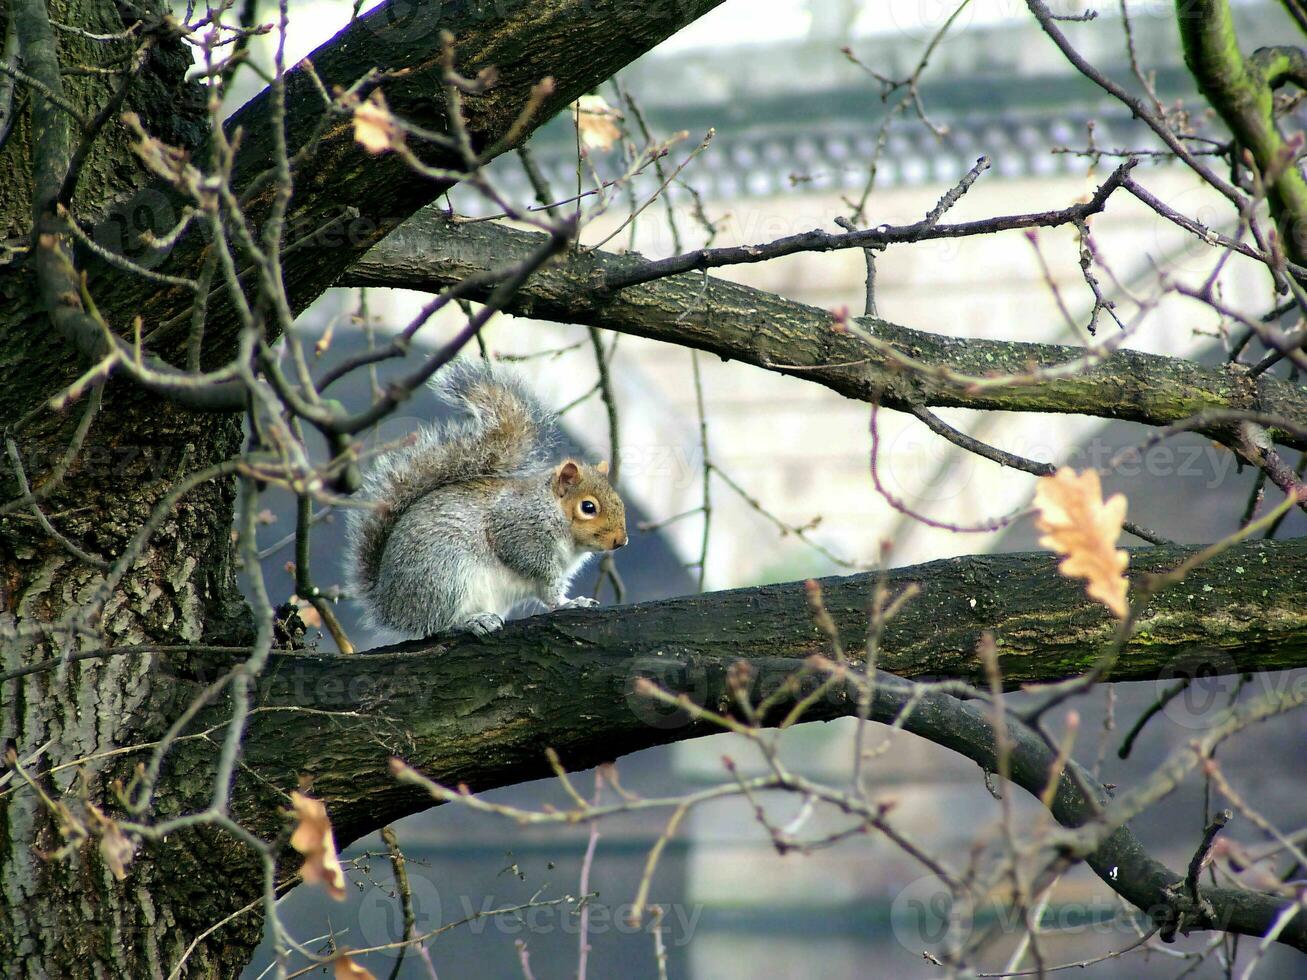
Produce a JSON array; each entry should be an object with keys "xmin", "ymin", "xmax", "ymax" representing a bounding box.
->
[
  {"xmin": 555, "ymin": 596, "xmax": 600, "ymax": 611},
  {"xmin": 461, "ymin": 612, "xmax": 505, "ymax": 637}
]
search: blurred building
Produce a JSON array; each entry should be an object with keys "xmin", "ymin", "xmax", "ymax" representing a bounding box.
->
[{"xmin": 247, "ymin": 1, "xmax": 1307, "ymax": 977}]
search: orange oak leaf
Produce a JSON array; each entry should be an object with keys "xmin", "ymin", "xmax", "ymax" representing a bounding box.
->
[
  {"xmin": 353, "ymin": 90, "xmax": 403, "ymax": 156},
  {"xmin": 295, "ymin": 598, "xmax": 323, "ymax": 629},
  {"xmin": 334, "ymin": 953, "xmax": 378, "ymax": 980},
  {"xmin": 1033, "ymin": 467, "xmax": 1130, "ymax": 618},
  {"xmin": 290, "ymin": 791, "xmax": 346, "ymax": 900},
  {"xmin": 572, "ymin": 95, "xmax": 622, "ymax": 153}
]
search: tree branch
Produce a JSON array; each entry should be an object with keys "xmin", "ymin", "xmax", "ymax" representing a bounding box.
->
[
  {"xmin": 116, "ymin": 0, "xmax": 728, "ymax": 340},
  {"xmin": 204, "ymin": 536, "xmax": 1305, "ymax": 832},
  {"xmin": 594, "ymin": 159, "xmax": 1135, "ymax": 290},
  {"xmin": 187, "ymin": 536, "xmax": 1307, "ymax": 952},
  {"xmin": 2, "ymin": 0, "xmax": 728, "ymax": 425},
  {"xmin": 346, "ymin": 211, "xmax": 1307, "ymax": 447},
  {"xmin": 1177, "ymin": 0, "xmax": 1307, "ymax": 264}
]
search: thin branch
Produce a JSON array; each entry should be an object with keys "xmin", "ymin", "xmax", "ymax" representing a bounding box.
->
[{"xmin": 601, "ymin": 161, "xmax": 1137, "ymax": 291}]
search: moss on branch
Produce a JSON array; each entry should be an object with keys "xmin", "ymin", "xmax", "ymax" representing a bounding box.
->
[
  {"xmin": 174, "ymin": 536, "xmax": 1307, "ymax": 842},
  {"xmin": 1177, "ymin": 0, "xmax": 1307, "ymax": 262},
  {"xmin": 159, "ymin": 536, "xmax": 1307, "ymax": 955},
  {"xmin": 348, "ymin": 211, "xmax": 1307, "ymax": 446}
]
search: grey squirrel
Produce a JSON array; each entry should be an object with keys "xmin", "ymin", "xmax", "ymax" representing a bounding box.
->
[{"xmin": 344, "ymin": 361, "xmax": 628, "ymax": 638}]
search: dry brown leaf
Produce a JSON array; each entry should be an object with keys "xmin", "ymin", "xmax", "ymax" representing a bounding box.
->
[
  {"xmin": 353, "ymin": 90, "xmax": 403, "ymax": 156},
  {"xmin": 121, "ymin": 112, "xmax": 207, "ymax": 201},
  {"xmin": 333, "ymin": 953, "xmax": 378, "ymax": 980},
  {"xmin": 289, "ymin": 791, "xmax": 346, "ymax": 900},
  {"xmin": 297, "ymin": 600, "xmax": 323, "ymax": 629},
  {"xmin": 87, "ymin": 803, "xmax": 135, "ymax": 880},
  {"xmin": 572, "ymin": 95, "xmax": 622, "ymax": 153},
  {"xmin": 315, "ymin": 318, "xmax": 336, "ymax": 355},
  {"xmin": 1033, "ymin": 467, "xmax": 1130, "ymax": 618},
  {"xmin": 120, "ymin": 112, "xmax": 185, "ymax": 175}
]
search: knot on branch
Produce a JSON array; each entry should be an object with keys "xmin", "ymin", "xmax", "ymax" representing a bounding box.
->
[{"xmin": 1157, "ymin": 808, "xmax": 1233, "ymax": 943}]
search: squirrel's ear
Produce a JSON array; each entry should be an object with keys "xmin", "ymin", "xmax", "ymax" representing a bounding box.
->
[
  {"xmin": 595, "ymin": 460, "xmax": 610, "ymax": 476},
  {"xmin": 554, "ymin": 460, "xmax": 581, "ymax": 496}
]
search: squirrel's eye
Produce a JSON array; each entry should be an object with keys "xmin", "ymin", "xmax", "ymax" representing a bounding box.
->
[{"xmin": 580, "ymin": 500, "xmax": 598, "ymax": 516}]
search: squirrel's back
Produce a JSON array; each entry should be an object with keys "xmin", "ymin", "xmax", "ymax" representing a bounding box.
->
[{"xmin": 344, "ymin": 361, "xmax": 558, "ymax": 603}]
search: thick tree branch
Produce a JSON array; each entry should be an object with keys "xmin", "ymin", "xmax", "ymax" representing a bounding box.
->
[
  {"xmin": 2, "ymin": 0, "xmax": 727, "ymax": 426},
  {"xmin": 118, "ymin": 0, "xmax": 727, "ymax": 339},
  {"xmin": 890, "ymin": 672, "xmax": 1307, "ymax": 950},
  {"xmin": 204, "ymin": 536, "xmax": 1304, "ymax": 833},
  {"xmin": 346, "ymin": 211, "xmax": 1307, "ymax": 447},
  {"xmin": 1177, "ymin": 0, "xmax": 1307, "ymax": 263},
  {"xmin": 185, "ymin": 537, "xmax": 1307, "ymax": 952}
]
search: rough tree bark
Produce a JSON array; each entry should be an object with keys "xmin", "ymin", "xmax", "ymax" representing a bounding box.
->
[
  {"xmin": 226, "ymin": 537, "xmax": 1307, "ymax": 835},
  {"xmin": 1, "ymin": 0, "xmax": 255, "ymax": 973},
  {"xmin": 0, "ymin": 0, "xmax": 725, "ymax": 975}
]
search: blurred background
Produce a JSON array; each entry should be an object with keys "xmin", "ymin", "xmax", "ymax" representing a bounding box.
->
[{"xmin": 236, "ymin": 0, "xmax": 1307, "ymax": 976}]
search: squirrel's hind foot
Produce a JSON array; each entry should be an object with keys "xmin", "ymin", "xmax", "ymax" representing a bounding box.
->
[
  {"xmin": 459, "ymin": 612, "xmax": 505, "ymax": 637},
  {"xmin": 554, "ymin": 596, "xmax": 600, "ymax": 611}
]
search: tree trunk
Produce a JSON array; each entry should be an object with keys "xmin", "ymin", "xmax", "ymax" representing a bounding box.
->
[
  {"xmin": 0, "ymin": 389, "xmax": 256, "ymax": 973},
  {"xmin": 0, "ymin": 0, "xmax": 725, "ymax": 973},
  {"xmin": 0, "ymin": 0, "xmax": 260, "ymax": 972}
]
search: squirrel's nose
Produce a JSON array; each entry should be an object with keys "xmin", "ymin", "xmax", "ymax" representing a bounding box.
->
[{"xmin": 613, "ymin": 534, "xmax": 628, "ymax": 549}]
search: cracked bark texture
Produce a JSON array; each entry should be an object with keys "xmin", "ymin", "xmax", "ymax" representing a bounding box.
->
[
  {"xmin": 0, "ymin": 0, "xmax": 256, "ymax": 973},
  {"xmin": 0, "ymin": 0, "xmax": 724, "ymax": 974},
  {"xmin": 218, "ymin": 537, "xmax": 1307, "ymax": 842}
]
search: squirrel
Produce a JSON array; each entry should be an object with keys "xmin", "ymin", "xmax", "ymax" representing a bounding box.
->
[{"xmin": 344, "ymin": 360, "xmax": 628, "ymax": 639}]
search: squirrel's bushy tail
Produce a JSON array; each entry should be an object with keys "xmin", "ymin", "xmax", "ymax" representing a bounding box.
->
[{"xmin": 346, "ymin": 360, "xmax": 557, "ymax": 598}]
